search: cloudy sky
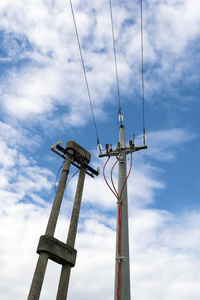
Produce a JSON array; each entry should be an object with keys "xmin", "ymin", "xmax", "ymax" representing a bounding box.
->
[{"xmin": 0, "ymin": 0, "xmax": 200, "ymax": 299}]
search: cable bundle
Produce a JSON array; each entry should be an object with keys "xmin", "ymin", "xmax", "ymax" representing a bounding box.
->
[{"xmin": 103, "ymin": 153, "xmax": 132, "ymax": 300}]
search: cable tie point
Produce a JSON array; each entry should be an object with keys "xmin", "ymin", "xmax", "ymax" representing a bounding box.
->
[{"xmin": 116, "ymin": 256, "xmax": 127, "ymax": 262}]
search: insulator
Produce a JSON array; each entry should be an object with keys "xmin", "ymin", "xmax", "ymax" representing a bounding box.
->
[
  {"xmin": 97, "ymin": 144, "xmax": 102, "ymax": 153},
  {"xmin": 119, "ymin": 114, "xmax": 123, "ymax": 122},
  {"xmin": 143, "ymin": 135, "xmax": 147, "ymax": 144}
]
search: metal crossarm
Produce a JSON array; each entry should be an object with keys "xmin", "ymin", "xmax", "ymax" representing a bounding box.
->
[{"xmin": 51, "ymin": 142, "xmax": 99, "ymax": 178}]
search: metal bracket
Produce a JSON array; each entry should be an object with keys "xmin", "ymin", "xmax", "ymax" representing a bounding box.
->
[
  {"xmin": 51, "ymin": 141, "xmax": 99, "ymax": 178},
  {"xmin": 99, "ymin": 145, "xmax": 147, "ymax": 158},
  {"xmin": 116, "ymin": 256, "xmax": 127, "ymax": 263},
  {"xmin": 116, "ymin": 200, "xmax": 122, "ymax": 204}
]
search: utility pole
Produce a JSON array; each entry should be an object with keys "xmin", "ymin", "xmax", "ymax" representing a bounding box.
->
[
  {"xmin": 27, "ymin": 140, "xmax": 99, "ymax": 300},
  {"xmin": 99, "ymin": 117, "xmax": 147, "ymax": 300},
  {"xmin": 115, "ymin": 124, "xmax": 130, "ymax": 300},
  {"xmin": 56, "ymin": 165, "xmax": 86, "ymax": 300}
]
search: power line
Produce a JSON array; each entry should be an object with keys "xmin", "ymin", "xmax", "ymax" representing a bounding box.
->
[
  {"xmin": 69, "ymin": 0, "xmax": 100, "ymax": 146},
  {"xmin": 109, "ymin": 0, "xmax": 122, "ymax": 117},
  {"xmin": 55, "ymin": 160, "xmax": 65, "ymax": 194},
  {"xmin": 140, "ymin": 0, "xmax": 146, "ymax": 142}
]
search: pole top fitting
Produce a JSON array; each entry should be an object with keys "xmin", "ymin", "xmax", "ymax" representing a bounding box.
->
[
  {"xmin": 119, "ymin": 114, "xmax": 123, "ymax": 125},
  {"xmin": 66, "ymin": 141, "xmax": 91, "ymax": 165}
]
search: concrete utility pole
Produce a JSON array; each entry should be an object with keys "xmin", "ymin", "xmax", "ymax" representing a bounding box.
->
[
  {"xmin": 115, "ymin": 124, "xmax": 131, "ymax": 300},
  {"xmin": 27, "ymin": 141, "xmax": 98, "ymax": 300},
  {"xmin": 56, "ymin": 165, "xmax": 86, "ymax": 300},
  {"xmin": 99, "ymin": 119, "xmax": 147, "ymax": 300}
]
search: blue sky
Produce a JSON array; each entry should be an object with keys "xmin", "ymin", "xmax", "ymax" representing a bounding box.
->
[{"xmin": 0, "ymin": 0, "xmax": 200, "ymax": 299}]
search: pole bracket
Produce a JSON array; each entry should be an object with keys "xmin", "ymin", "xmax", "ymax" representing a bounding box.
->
[
  {"xmin": 116, "ymin": 200, "xmax": 122, "ymax": 204},
  {"xmin": 116, "ymin": 256, "xmax": 127, "ymax": 263},
  {"xmin": 51, "ymin": 141, "xmax": 99, "ymax": 178},
  {"xmin": 99, "ymin": 145, "xmax": 147, "ymax": 158}
]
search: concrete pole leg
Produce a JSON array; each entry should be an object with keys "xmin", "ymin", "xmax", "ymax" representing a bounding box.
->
[
  {"xmin": 27, "ymin": 253, "xmax": 49, "ymax": 300},
  {"xmin": 56, "ymin": 166, "xmax": 86, "ymax": 300},
  {"xmin": 45, "ymin": 157, "xmax": 71, "ymax": 237},
  {"xmin": 56, "ymin": 265, "xmax": 71, "ymax": 300},
  {"xmin": 27, "ymin": 157, "xmax": 71, "ymax": 300}
]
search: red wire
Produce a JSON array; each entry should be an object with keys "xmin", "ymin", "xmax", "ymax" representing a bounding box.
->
[
  {"xmin": 111, "ymin": 156, "xmax": 121, "ymax": 199},
  {"xmin": 103, "ymin": 157, "xmax": 119, "ymax": 199},
  {"xmin": 103, "ymin": 153, "xmax": 133, "ymax": 300},
  {"xmin": 116, "ymin": 153, "xmax": 133, "ymax": 300},
  {"xmin": 119, "ymin": 153, "xmax": 133, "ymax": 200},
  {"xmin": 117, "ymin": 201, "xmax": 122, "ymax": 300}
]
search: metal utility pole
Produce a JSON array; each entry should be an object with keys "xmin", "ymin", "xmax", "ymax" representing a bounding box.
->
[
  {"xmin": 27, "ymin": 141, "xmax": 99, "ymax": 300},
  {"xmin": 99, "ymin": 118, "xmax": 147, "ymax": 300}
]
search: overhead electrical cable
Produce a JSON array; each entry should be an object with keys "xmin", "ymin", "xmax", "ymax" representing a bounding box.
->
[
  {"xmin": 111, "ymin": 156, "xmax": 120, "ymax": 199},
  {"xmin": 69, "ymin": 0, "xmax": 100, "ymax": 146},
  {"xmin": 140, "ymin": 0, "xmax": 146, "ymax": 143},
  {"xmin": 55, "ymin": 160, "xmax": 65, "ymax": 193},
  {"xmin": 109, "ymin": 0, "xmax": 122, "ymax": 117},
  {"xmin": 55, "ymin": 160, "xmax": 80, "ymax": 195},
  {"xmin": 66, "ymin": 169, "xmax": 80, "ymax": 187},
  {"xmin": 103, "ymin": 157, "xmax": 118, "ymax": 199}
]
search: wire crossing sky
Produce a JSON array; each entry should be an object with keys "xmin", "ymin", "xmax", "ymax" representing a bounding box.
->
[
  {"xmin": 0, "ymin": 1, "xmax": 200, "ymax": 299},
  {"xmin": 69, "ymin": 0, "xmax": 100, "ymax": 146}
]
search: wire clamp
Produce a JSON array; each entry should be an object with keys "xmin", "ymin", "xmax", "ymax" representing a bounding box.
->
[
  {"xmin": 116, "ymin": 256, "xmax": 127, "ymax": 263},
  {"xmin": 116, "ymin": 200, "xmax": 122, "ymax": 204},
  {"xmin": 117, "ymin": 200, "xmax": 126, "ymax": 206}
]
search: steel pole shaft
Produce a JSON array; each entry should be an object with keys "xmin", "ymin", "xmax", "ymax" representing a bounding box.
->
[
  {"xmin": 27, "ymin": 157, "xmax": 71, "ymax": 300},
  {"xmin": 114, "ymin": 125, "xmax": 131, "ymax": 300},
  {"xmin": 56, "ymin": 165, "xmax": 86, "ymax": 300}
]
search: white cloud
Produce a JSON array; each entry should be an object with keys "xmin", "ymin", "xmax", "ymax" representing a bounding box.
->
[
  {"xmin": 129, "ymin": 208, "xmax": 200, "ymax": 300},
  {"xmin": 0, "ymin": 1, "xmax": 199, "ymax": 299},
  {"xmin": 0, "ymin": 121, "xmax": 42, "ymax": 152},
  {"xmin": 0, "ymin": 137, "xmax": 199, "ymax": 300},
  {"xmin": 0, "ymin": 121, "xmax": 54, "ymax": 209},
  {"xmin": 1, "ymin": 196, "xmax": 200, "ymax": 300},
  {"xmin": 0, "ymin": 139, "xmax": 17, "ymax": 168},
  {"xmin": 153, "ymin": 0, "xmax": 200, "ymax": 53},
  {"xmin": 146, "ymin": 128, "xmax": 197, "ymax": 161},
  {"xmin": 0, "ymin": 0, "xmax": 199, "ymax": 126}
]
